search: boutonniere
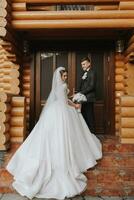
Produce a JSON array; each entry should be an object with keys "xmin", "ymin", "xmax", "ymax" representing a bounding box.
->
[{"xmin": 82, "ymin": 72, "xmax": 88, "ymax": 80}]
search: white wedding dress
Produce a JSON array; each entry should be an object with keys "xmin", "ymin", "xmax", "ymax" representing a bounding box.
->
[{"xmin": 6, "ymin": 67, "xmax": 102, "ymax": 200}]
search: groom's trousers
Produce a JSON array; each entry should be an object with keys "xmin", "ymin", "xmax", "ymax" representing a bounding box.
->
[{"xmin": 81, "ymin": 102, "xmax": 95, "ymax": 133}]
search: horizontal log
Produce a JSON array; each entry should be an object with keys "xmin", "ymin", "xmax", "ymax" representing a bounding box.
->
[
  {"xmin": 0, "ymin": 61, "xmax": 19, "ymax": 69},
  {"xmin": 0, "ymin": 132, "xmax": 10, "ymax": 144},
  {"xmin": 10, "ymin": 137, "xmax": 23, "ymax": 143},
  {"xmin": 0, "ymin": 27, "xmax": 6, "ymax": 36},
  {"xmin": 120, "ymin": 96, "xmax": 134, "ymax": 106},
  {"xmin": 115, "ymin": 98, "xmax": 120, "ymax": 106},
  {"xmin": 12, "ymin": 19, "xmax": 134, "ymax": 29},
  {"xmin": 12, "ymin": 10, "xmax": 134, "ymax": 20},
  {"xmin": 0, "ymin": 39, "xmax": 11, "ymax": 47},
  {"xmin": 121, "ymin": 138, "xmax": 134, "ymax": 144},
  {"xmin": 115, "ymin": 122, "xmax": 119, "ymax": 131},
  {"xmin": 0, "ymin": 87, "xmax": 20, "ymax": 95},
  {"xmin": 27, "ymin": 5, "xmax": 56, "ymax": 11},
  {"xmin": 121, "ymin": 118, "xmax": 134, "ymax": 128},
  {"xmin": 119, "ymin": 2, "xmax": 134, "ymax": 10},
  {"xmin": 0, "ymin": 69, "xmax": 19, "ymax": 77},
  {"xmin": 11, "ymin": 107, "xmax": 25, "ymax": 116},
  {"xmin": 26, "ymin": 105, "xmax": 30, "ymax": 112},
  {"xmin": 115, "ymin": 75, "xmax": 124, "ymax": 82},
  {"xmin": 115, "ymin": 106, "xmax": 120, "ymax": 114},
  {"xmin": 10, "ymin": 116, "xmax": 25, "ymax": 126},
  {"xmin": 3, "ymin": 32, "xmax": 23, "ymax": 58},
  {"xmin": 0, "ymin": 8, "xmax": 7, "ymax": 17},
  {"xmin": 26, "ymin": 97, "xmax": 30, "ymax": 104},
  {"xmin": 115, "ymin": 68, "xmax": 125, "ymax": 75},
  {"xmin": 22, "ymin": 90, "xmax": 30, "ymax": 97},
  {"xmin": 0, "ymin": 0, "xmax": 7, "ymax": 8},
  {"xmin": 26, "ymin": 114, "xmax": 29, "ymax": 120},
  {"xmin": 10, "ymin": 127, "xmax": 24, "ymax": 137},
  {"xmin": 0, "ymin": 82, "xmax": 18, "ymax": 90},
  {"xmin": 121, "ymin": 107, "xmax": 134, "ymax": 117},
  {"xmin": 0, "ymin": 17, "xmax": 7, "ymax": 27},
  {"xmin": 115, "ymin": 114, "xmax": 120, "ymax": 122},
  {"xmin": 23, "ymin": 75, "xmax": 30, "ymax": 82},
  {"xmin": 12, "ymin": 2, "xmax": 26, "ymax": 11},
  {"xmin": 0, "ymin": 102, "xmax": 11, "ymax": 112},
  {"xmin": 121, "ymin": 128, "xmax": 134, "ymax": 138},
  {"xmin": 11, "ymin": 96, "xmax": 25, "ymax": 107},
  {"xmin": 0, "ymin": 113, "xmax": 10, "ymax": 122},
  {"xmin": 95, "ymin": 5, "xmax": 118, "ymax": 10},
  {"xmin": 115, "ymin": 83, "xmax": 125, "ymax": 91},
  {"xmin": 0, "ymin": 77, "xmax": 19, "ymax": 85},
  {"xmin": 0, "ymin": 51, "xmax": 16, "ymax": 60},
  {"xmin": 0, "ymin": 142, "xmax": 10, "ymax": 150},
  {"xmin": 115, "ymin": 60, "xmax": 124, "ymax": 68},
  {"xmin": 23, "ymin": 69, "xmax": 30, "ymax": 75},
  {"xmin": 115, "ymin": 91, "xmax": 124, "ymax": 97},
  {"xmin": 0, "ymin": 91, "xmax": 12, "ymax": 102},
  {"xmin": 12, "ymin": 0, "xmax": 134, "ymax": 3},
  {"xmin": 22, "ymin": 82, "xmax": 30, "ymax": 90},
  {"xmin": 0, "ymin": 122, "xmax": 10, "ymax": 133}
]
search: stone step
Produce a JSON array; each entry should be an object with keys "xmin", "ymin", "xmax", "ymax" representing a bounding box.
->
[{"xmin": 0, "ymin": 136, "xmax": 134, "ymax": 196}]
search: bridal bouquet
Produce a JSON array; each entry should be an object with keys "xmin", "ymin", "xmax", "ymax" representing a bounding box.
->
[{"xmin": 72, "ymin": 92, "xmax": 87, "ymax": 103}]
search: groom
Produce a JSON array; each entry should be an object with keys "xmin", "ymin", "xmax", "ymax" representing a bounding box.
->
[{"xmin": 76, "ymin": 57, "xmax": 96, "ymax": 133}]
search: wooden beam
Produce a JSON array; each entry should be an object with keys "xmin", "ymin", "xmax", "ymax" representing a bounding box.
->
[
  {"xmin": 12, "ymin": 0, "xmax": 133, "ymax": 3},
  {"xmin": 0, "ymin": 27, "xmax": 6, "ymax": 36},
  {"xmin": 12, "ymin": 2, "xmax": 26, "ymax": 11},
  {"xmin": 0, "ymin": 8, "xmax": 7, "ymax": 17},
  {"xmin": 12, "ymin": 19, "xmax": 134, "ymax": 29},
  {"xmin": 119, "ymin": 2, "xmax": 134, "ymax": 10},
  {"xmin": 12, "ymin": 10, "xmax": 134, "ymax": 20},
  {"xmin": 95, "ymin": 5, "xmax": 118, "ymax": 9},
  {"xmin": 0, "ymin": 0, "xmax": 7, "ymax": 8},
  {"xmin": 0, "ymin": 17, "xmax": 7, "ymax": 27}
]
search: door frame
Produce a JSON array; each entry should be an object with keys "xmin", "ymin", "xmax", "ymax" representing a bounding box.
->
[{"xmin": 29, "ymin": 40, "xmax": 115, "ymax": 135}]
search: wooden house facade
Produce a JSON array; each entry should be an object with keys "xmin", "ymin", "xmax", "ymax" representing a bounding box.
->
[{"xmin": 0, "ymin": 0, "xmax": 134, "ymax": 196}]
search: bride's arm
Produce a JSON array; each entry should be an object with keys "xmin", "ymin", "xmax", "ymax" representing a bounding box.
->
[
  {"xmin": 68, "ymin": 99, "xmax": 81, "ymax": 109},
  {"xmin": 68, "ymin": 99, "xmax": 76, "ymax": 107}
]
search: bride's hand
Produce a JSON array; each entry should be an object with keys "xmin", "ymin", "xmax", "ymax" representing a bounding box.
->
[{"xmin": 75, "ymin": 104, "xmax": 81, "ymax": 109}]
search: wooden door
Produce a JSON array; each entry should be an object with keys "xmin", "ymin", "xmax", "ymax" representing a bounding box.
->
[{"xmin": 30, "ymin": 46, "xmax": 114, "ymax": 135}]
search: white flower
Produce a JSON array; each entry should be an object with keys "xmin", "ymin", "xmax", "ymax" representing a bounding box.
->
[
  {"xmin": 82, "ymin": 72, "xmax": 88, "ymax": 80},
  {"xmin": 72, "ymin": 93, "xmax": 87, "ymax": 103}
]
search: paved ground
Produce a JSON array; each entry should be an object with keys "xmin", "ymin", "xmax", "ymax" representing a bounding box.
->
[{"xmin": 0, "ymin": 194, "xmax": 134, "ymax": 200}]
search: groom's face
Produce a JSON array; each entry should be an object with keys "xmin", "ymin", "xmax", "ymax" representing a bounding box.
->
[{"xmin": 81, "ymin": 60, "xmax": 90, "ymax": 71}]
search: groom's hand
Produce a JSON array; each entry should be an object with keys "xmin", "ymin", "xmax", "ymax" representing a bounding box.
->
[{"xmin": 75, "ymin": 104, "xmax": 81, "ymax": 109}]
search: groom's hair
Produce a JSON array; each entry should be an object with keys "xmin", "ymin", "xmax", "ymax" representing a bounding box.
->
[{"xmin": 81, "ymin": 57, "xmax": 91, "ymax": 63}]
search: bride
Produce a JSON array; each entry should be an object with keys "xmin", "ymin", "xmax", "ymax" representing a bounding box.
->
[{"xmin": 6, "ymin": 67, "xmax": 102, "ymax": 200}]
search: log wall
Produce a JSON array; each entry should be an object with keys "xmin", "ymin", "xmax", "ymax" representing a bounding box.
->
[
  {"xmin": 0, "ymin": 0, "xmax": 26, "ymax": 150},
  {"xmin": 119, "ymin": 33, "xmax": 134, "ymax": 143},
  {"xmin": 119, "ymin": 96, "xmax": 134, "ymax": 144},
  {"xmin": 11, "ymin": 0, "xmax": 134, "ymax": 29},
  {"xmin": 22, "ymin": 63, "xmax": 31, "ymax": 134},
  {"xmin": 10, "ymin": 96, "xmax": 26, "ymax": 142},
  {"xmin": 115, "ymin": 53, "xmax": 126, "ymax": 136},
  {"xmin": 0, "ymin": 92, "xmax": 12, "ymax": 150}
]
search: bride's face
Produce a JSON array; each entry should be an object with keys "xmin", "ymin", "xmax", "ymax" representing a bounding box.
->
[{"xmin": 61, "ymin": 72, "xmax": 68, "ymax": 82}]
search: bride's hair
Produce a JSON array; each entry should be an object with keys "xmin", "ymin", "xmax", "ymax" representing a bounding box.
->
[{"xmin": 59, "ymin": 68, "xmax": 68, "ymax": 77}]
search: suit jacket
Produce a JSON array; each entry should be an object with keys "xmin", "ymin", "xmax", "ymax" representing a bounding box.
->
[{"xmin": 78, "ymin": 68, "xmax": 96, "ymax": 103}]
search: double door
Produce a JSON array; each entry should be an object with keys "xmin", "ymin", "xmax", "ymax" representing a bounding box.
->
[{"xmin": 30, "ymin": 47, "xmax": 115, "ymax": 135}]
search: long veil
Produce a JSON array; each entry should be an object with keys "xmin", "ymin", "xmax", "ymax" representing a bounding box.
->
[{"xmin": 40, "ymin": 66, "xmax": 68, "ymax": 118}]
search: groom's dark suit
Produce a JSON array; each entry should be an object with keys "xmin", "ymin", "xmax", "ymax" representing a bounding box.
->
[{"xmin": 78, "ymin": 67, "xmax": 96, "ymax": 133}]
